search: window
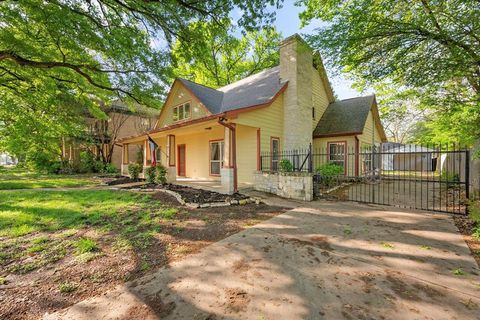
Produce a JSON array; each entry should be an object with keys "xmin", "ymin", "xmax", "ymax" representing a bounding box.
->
[
  {"xmin": 173, "ymin": 103, "xmax": 191, "ymax": 122},
  {"xmin": 210, "ymin": 141, "xmax": 224, "ymax": 175},
  {"xmin": 312, "ymin": 107, "xmax": 316, "ymax": 120},
  {"xmin": 328, "ymin": 142, "xmax": 346, "ymax": 173},
  {"xmin": 362, "ymin": 144, "xmax": 373, "ymax": 172},
  {"xmin": 271, "ymin": 137, "xmax": 280, "ymax": 171}
]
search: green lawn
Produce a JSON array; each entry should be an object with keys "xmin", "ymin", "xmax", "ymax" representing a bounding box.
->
[
  {"xmin": 0, "ymin": 189, "xmax": 175, "ymax": 273},
  {"xmin": 0, "ymin": 166, "xmax": 101, "ymax": 190},
  {"xmin": 0, "ymin": 190, "xmax": 164, "ymax": 237}
]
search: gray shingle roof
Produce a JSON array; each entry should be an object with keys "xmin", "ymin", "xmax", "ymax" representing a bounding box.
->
[
  {"xmin": 313, "ymin": 95, "xmax": 374, "ymax": 137},
  {"xmin": 177, "ymin": 79, "xmax": 224, "ymax": 113},
  {"xmin": 177, "ymin": 66, "xmax": 286, "ymax": 114}
]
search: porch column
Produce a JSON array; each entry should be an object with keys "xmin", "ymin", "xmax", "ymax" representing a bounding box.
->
[
  {"xmin": 221, "ymin": 125, "xmax": 236, "ymax": 194},
  {"xmin": 166, "ymin": 134, "xmax": 176, "ymax": 183},
  {"xmin": 121, "ymin": 144, "xmax": 129, "ymax": 176},
  {"xmin": 142, "ymin": 140, "xmax": 149, "ymax": 178}
]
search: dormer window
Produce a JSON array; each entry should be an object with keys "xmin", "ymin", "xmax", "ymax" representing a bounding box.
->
[{"xmin": 173, "ymin": 102, "xmax": 191, "ymax": 122}]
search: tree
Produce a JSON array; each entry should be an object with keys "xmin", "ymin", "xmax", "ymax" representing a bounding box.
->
[
  {"xmin": 372, "ymin": 84, "xmax": 426, "ymax": 143},
  {"xmin": 0, "ymin": 0, "xmax": 282, "ymax": 163},
  {"xmin": 299, "ymin": 0, "xmax": 480, "ymax": 144},
  {"xmin": 171, "ymin": 19, "xmax": 282, "ymax": 88}
]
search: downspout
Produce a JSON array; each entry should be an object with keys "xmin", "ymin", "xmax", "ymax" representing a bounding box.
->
[{"xmin": 218, "ymin": 118, "xmax": 238, "ymax": 193}]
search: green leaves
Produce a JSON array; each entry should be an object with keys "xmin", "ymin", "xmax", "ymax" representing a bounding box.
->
[
  {"xmin": 0, "ymin": 0, "xmax": 282, "ymax": 161},
  {"xmin": 171, "ymin": 19, "xmax": 282, "ymax": 88},
  {"xmin": 299, "ymin": 0, "xmax": 480, "ymax": 144}
]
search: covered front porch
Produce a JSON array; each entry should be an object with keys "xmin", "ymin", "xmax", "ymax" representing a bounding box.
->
[{"xmin": 119, "ymin": 119, "xmax": 257, "ymax": 194}]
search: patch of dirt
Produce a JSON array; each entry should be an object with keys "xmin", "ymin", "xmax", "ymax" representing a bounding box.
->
[
  {"xmin": 120, "ymin": 291, "xmax": 176, "ymax": 320},
  {"xmin": 223, "ymin": 288, "xmax": 250, "ymax": 313},
  {"xmin": 385, "ymin": 270, "xmax": 419, "ymax": 300},
  {"xmin": 106, "ymin": 177, "xmax": 143, "ymax": 186},
  {"xmin": 0, "ymin": 195, "xmax": 287, "ymax": 320},
  {"xmin": 453, "ymin": 214, "xmax": 480, "ymax": 266},
  {"xmin": 359, "ymin": 272, "xmax": 376, "ymax": 294},
  {"xmin": 135, "ymin": 183, "xmax": 249, "ymax": 204},
  {"xmin": 282, "ymin": 235, "xmax": 333, "ymax": 252}
]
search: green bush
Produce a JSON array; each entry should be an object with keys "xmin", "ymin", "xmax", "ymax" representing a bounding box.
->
[
  {"xmin": 155, "ymin": 165, "xmax": 167, "ymax": 184},
  {"xmin": 26, "ymin": 151, "xmax": 62, "ymax": 174},
  {"xmin": 316, "ymin": 163, "xmax": 344, "ymax": 187},
  {"xmin": 279, "ymin": 159, "xmax": 293, "ymax": 172},
  {"xmin": 128, "ymin": 163, "xmax": 142, "ymax": 180},
  {"xmin": 104, "ymin": 163, "xmax": 119, "ymax": 174},
  {"xmin": 79, "ymin": 151, "xmax": 96, "ymax": 173},
  {"xmin": 145, "ymin": 166, "xmax": 156, "ymax": 184}
]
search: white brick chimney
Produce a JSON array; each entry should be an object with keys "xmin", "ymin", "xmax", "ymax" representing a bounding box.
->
[{"xmin": 279, "ymin": 34, "xmax": 313, "ymax": 150}]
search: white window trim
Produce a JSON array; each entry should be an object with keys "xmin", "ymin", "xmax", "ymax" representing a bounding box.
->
[
  {"xmin": 173, "ymin": 102, "xmax": 191, "ymax": 122},
  {"xmin": 209, "ymin": 140, "xmax": 224, "ymax": 176},
  {"xmin": 328, "ymin": 141, "xmax": 346, "ymax": 174}
]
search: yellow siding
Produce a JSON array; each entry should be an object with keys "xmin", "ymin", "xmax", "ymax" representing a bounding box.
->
[
  {"xmin": 172, "ymin": 126, "xmax": 224, "ymax": 180},
  {"xmin": 156, "ymin": 82, "xmax": 209, "ymax": 129},
  {"xmin": 358, "ymin": 110, "xmax": 383, "ymax": 148},
  {"xmin": 313, "ymin": 136, "xmax": 357, "ymax": 176},
  {"xmin": 236, "ymin": 125, "xmax": 257, "ymax": 184},
  {"xmin": 234, "ymin": 93, "xmax": 284, "ymax": 154},
  {"xmin": 311, "ymin": 66, "xmax": 330, "ymax": 131}
]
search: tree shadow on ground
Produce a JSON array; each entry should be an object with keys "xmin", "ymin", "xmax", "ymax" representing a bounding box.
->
[{"xmin": 52, "ymin": 200, "xmax": 480, "ymax": 320}]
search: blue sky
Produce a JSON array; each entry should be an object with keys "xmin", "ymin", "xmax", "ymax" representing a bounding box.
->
[{"xmin": 271, "ymin": 2, "xmax": 365, "ymax": 99}]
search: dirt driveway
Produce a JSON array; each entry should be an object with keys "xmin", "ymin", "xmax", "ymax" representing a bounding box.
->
[{"xmin": 45, "ymin": 201, "xmax": 480, "ymax": 320}]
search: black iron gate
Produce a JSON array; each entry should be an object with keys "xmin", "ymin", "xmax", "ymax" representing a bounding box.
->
[
  {"xmin": 314, "ymin": 144, "xmax": 470, "ymax": 214},
  {"xmin": 260, "ymin": 144, "xmax": 470, "ymax": 214}
]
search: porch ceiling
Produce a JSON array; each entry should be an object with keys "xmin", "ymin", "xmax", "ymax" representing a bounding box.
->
[{"xmin": 150, "ymin": 119, "xmax": 222, "ymax": 138}]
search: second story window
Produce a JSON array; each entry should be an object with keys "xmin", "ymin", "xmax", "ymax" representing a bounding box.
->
[{"xmin": 173, "ymin": 103, "xmax": 191, "ymax": 122}]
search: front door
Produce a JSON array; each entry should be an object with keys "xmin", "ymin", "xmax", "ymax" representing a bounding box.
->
[{"xmin": 177, "ymin": 144, "xmax": 186, "ymax": 176}]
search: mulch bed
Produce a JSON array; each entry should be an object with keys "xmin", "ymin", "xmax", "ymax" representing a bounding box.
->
[
  {"xmin": 128, "ymin": 183, "xmax": 249, "ymax": 204},
  {"xmin": 106, "ymin": 177, "xmax": 143, "ymax": 186},
  {"xmin": 453, "ymin": 214, "xmax": 480, "ymax": 266}
]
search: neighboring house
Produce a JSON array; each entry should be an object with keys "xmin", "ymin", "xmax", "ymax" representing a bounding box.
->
[
  {"xmin": 63, "ymin": 101, "xmax": 158, "ymax": 169},
  {"xmin": 118, "ymin": 34, "xmax": 387, "ymax": 193},
  {"xmin": 382, "ymin": 144, "xmax": 438, "ymax": 172}
]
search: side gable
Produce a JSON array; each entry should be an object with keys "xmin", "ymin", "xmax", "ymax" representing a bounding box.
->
[
  {"xmin": 360, "ymin": 98, "xmax": 387, "ymax": 144},
  {"xmin": 155, "ymin": 80, "xmax": 211, "ymax": 129},
  {"xmin": 313, "ymin": 95, "xmax": 387, "ymax": 142},
  {"xmin": 312, "ymin": 52, "xmax": 335, "ymax": 103}
]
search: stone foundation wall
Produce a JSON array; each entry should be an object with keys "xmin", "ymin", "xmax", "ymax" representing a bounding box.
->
[{"xmin": 253, "ymin": 171, "xmax": 313, "ymax": 201}]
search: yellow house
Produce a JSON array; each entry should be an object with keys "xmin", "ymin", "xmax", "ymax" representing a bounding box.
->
[{"xmin": 118, "ymin": 34, "xmax": 387, "ymax": 194}]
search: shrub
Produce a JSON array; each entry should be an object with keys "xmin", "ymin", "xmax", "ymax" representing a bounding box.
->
[
  {"xmin": 279, "ymin": 159, "xmax": 293, "ymax": 172},
  {"xmin": 104, "ymin": 163, "xmax": 119, "ymax": 174},
  {"xmin": 93, "ymin": 160, "xmax": 106, "ymax": 173},
  {"xmin": 155, "ymin": 164, "xmax": 167, "ymax": 184},
  {"xmin": 128, "ymin": 163, "xmax": 142, "ymax": 180},
  {"xmin": 79, "ymin": 151, "xmax": 96, "ymax": 173},
  {"xmin": 316, "ymin": 163, "xmax": 344, "ymax": 187},
  {"xmin": 145, "ymin": 166, "xmax": 157, "ymax": 184}
]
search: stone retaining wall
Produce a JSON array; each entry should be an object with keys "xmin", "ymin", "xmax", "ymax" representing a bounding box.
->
[{"xmin": 253, "ymin": 171, "xmax": 313, "ymax": 201}]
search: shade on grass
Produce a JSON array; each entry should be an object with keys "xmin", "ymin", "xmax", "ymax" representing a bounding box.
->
[
  {"xmin": 0, "ymin": 167, "xmax": 99, "ymax": 190},
  {"xmin": 0, "ymin": 190, "xmax": 153, "ymax": 237}
]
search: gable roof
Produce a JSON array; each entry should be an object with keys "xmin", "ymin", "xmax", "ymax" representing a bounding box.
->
[
  {"xmin": 176, "ymin": 66, "xmax": 287, "ymax": 115},
  {"xmin": 313, "ymin": 95, "xmax": 377, "ymax": 137}
]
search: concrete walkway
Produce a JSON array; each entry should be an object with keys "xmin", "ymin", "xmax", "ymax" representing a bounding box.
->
[{"xmin": 44, "ymin": 201, "xmax": 480, "ymax": 320}]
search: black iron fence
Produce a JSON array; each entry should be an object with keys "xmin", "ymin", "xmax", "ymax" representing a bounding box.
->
[{"xmin": 259, "ymin": 143, "xmax": 470, "ymax": 214}]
